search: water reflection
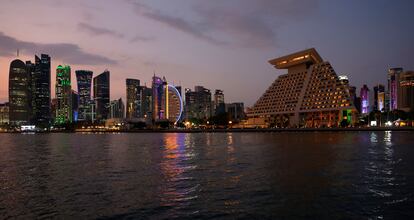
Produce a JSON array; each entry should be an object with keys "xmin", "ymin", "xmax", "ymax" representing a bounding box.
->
[
  {"xmin": 370, "ymin": 132, "xmax": 378, "ymax": 143},
  {"xmin": 159, "ymin": 133, "xmax": 198, "ymax": 209},
  {"xmin": 0, "ymin": 132, "xmax": 412, "ymax": 219},
  {"xmin": 363, "ymin": 131, "xmax": 405, "ymax": 218},
  {"xmin": 384, "ymin": 131, "xmax": 392, "ymax": 147}
]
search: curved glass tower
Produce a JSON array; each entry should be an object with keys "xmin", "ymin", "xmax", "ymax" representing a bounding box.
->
[{"xmin": 8, "ymin": 59, "xmax": 31, "ymax": 126}]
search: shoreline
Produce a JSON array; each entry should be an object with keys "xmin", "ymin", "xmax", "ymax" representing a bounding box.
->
[{"xmin": 1, "ymin": 127, "xmax": 414, "ymax": 133}]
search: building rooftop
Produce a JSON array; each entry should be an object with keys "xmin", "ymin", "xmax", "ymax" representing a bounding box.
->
[{"xmin": 268, "ymin": 48, "xmax": 323, "ymax": 69}]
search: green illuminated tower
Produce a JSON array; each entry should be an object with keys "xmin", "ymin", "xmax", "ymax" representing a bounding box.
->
[{"xmin": 55, "ymin": 65, "xmax": 72, "ymax": 124}]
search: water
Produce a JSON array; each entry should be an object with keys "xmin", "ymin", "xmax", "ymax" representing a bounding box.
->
[{"xmin": 0, "ymin": 132, "xmax": 413, "ymax": 219}]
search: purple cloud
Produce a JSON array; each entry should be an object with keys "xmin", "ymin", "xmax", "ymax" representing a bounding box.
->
[
  {"xmin": 0, "ymin": 32, "xmax": 117, "ymax": 65},
  {"xmin": 77, "ymin": 22, "xmax": 124, "ymax": 38},
  {"xmin": 125, "ymin": 0, "xmax": 319, "ymax": 48}
]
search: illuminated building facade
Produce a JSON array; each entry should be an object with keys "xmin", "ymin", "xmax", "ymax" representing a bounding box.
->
[
  {"xmin": 214, "ymin": 89, "xmax": 225, "ymax": 115},
  {"xmin": 71, "ymin": 90, "xmax": 79, "ymax": 122},
  {"xmin": 8, "ymin": 59, "xmax": 31, "ymax": 126},
  {"xmin": 185, "ymin": 86, "xmax": 212, "ymax": 120},
  {"xmin": 373, "ymin": 84, "xmax": 385, "ymax": 112},
  {"xmin": 151, "ymin": 75, "xmax": 183, "ymax": 123},
  {"xmin": 338, "ymin": 75, "xmax": 349, "ymax": 86},
  {"xmin": 126, "ymin": 78, "xmax": 141, "ymax": 119},
  {"xmin": 166, "ymin": 84, "xmax": 183, "ymax": 124},
  {"xmin": 55, "ymin": 65, "xmax": 72, "ymax": 124},
  {"xmin": 75, "ymin": 70, "xmax": 93, "ymax": 122},
  {"xmin": 110, "ymin": 98, "xmax": 125, "ymax": 119},
  {"xmin": 141, "ymin": 86, "xmax": 152, "ymax": 119},
  {"xmin": 0, "ymin": 103, "xmax": 9, "ymax": 125},
  {"xmin": 398, "ymin": 71, "xmax": 414, "ymax": 112},
  {"xmin": 32, "ymin": 54, "xmax": 51, "ymax": 128},
  {"xmin": 94, "ymin": 70, "xmax": 110, "ymax": 121},
  {"xmin": 152, "ymin": 75, "xmax": 165, "ymax": 120},
  {"xmin": 360, "ymin": 84, "xmax": 370, "ymax": 114},
  {"xmin": 248, "ymin": 48, "xmax": 356, "ymax": 127},
  {"xmin": 388, "ymin": 67, "xmax": 403, "ymax": 111}
]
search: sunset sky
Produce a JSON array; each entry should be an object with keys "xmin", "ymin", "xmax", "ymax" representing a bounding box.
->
[{"xmin": 0, "ymin": 0, "xmax": 413, "ymax": 106}]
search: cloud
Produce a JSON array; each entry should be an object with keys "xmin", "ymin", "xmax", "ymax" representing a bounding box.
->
[
  {"xmin": 126, "ymin": 0, "xmax": 225, "ymax": 46},
  {"xmin": 125, "ymin": 0, "xmax": 319, "ymax": 48},
  {"xmin": 77, "ymin": 22, "xmax": 124, "ymax": 38},
  {"xmin": 0, "ymin": 32, "xmax": 117, "ymax": 65},
  {"xmin": 130, "ymin": 35, "xmax": 155, "ymax": 43}
]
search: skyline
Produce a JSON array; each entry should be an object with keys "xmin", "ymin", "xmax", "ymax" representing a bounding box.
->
[{"xmin": 1, "ymin": 0, "xmax": 414, "ymax": 106}]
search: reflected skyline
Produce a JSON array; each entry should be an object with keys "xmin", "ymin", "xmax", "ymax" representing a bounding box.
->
[{"xmin": 0, "ymin": 132, "xmax": 413, "ymax": 218}]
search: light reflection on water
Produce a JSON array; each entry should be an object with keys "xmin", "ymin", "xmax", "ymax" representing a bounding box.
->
[
  {"xmin": 159, "ymin": 133, "xmax": 198, "ymax": 209},
  {"xmin": 0, "ymin": 132, "xmax": 413, "ymax": 219}
]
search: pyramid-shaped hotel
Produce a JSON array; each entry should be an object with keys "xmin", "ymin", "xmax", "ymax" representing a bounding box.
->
[{"xmin": 247, "ymin": 48, "xmax": 357, "ymax": 128}]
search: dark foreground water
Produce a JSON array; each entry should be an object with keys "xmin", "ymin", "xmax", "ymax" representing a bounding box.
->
[{"xmin": 0, "ymin": 132, "xmax": 413, "ymax": 219}]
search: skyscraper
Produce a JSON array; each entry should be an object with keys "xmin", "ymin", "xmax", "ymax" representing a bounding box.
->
[
  {"xmin": 126, "ymin": 78, "xmax": 141, "ymax": 119},
  {"xmin": 360, "ymin": 84, "xmax": 370, "ymax": 114},
  {"xmin": 226, "ymin": 102, "xmax": 245, "ymax": 122},
  {"xmin": 214, "ymin": 89, "xmax": 225, "ymax": 115},
  {"xmin": 398, "ymin": 71, "xmax": 414, "ymax": 112},
  {"xmin": 75, "ymin": 70, "xmax": 93, "ymax": 122},
  {"xmin": 8, "ymin": 59, "xmax": 31, "ymax": 126},
  {"xmin": 71, "ymin": 90, "xmax": 79, "ymax": 122},
  {"xmin": 25, "ymin": 61, "xmax": 35, "ymax": 119},
  {"xmin": 110, "ymin": 98, "xmax": 125, "ymax": 119},
  {"xmin": 93, "ymin": 70, "xmax": 110, "ymax": 121},
  {"xmin": 248, "ymin": 48, "xmax": 355, "ymax": 128},
  {"xmin": 373, "ymin": 84, "xmax": 385, "ymax": 112},
  {"xmin": 388, "ymin": 68, "xmax": 403, "ymax": 111},
  {"xmin": 32, "ymin": 54, "xmax": 51, "ymax": 128},
  {"xmin": 165, "ymin": 84, "xmax": 183, "ymax": 123},
  {"xmin": 349, "ymin": 86, "xmax": 359, "ymax": 111},
  {"xmin": 141, "ymin": 86, "xmax": 152, "ymax": 119},
  {"xmin": 55, "ymin": 65, "xmax": 72, "ymax": 124},
  {"xmin": 0, "ymin": 103, "xmax": 9, "ymax": 125},
  {"xmin": 185, "ymin": 86, "xmax": 212, "ymax": 120},
  {"xmin": 150, "ymin": 75, "xmax": 183, "ymax": 123},
  {"xmin": 152, "ymin": 75, "xmax": 165, "ymax": 120}
]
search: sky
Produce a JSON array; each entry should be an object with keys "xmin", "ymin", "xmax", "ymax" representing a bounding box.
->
[{"xmin": 0, "ymin": 0, "xmax": 413, "ymax": 107}]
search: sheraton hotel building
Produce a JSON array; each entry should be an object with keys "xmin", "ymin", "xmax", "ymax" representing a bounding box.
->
[{"xmin": 247, "ymin": 48, "xmax": 357, "ymax": 128}]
